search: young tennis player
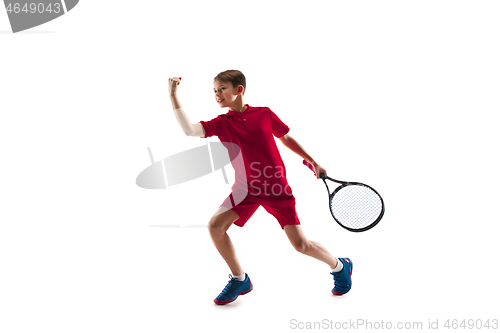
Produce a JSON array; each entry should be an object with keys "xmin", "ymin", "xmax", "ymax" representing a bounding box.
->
[{"xmin": 168, "ymin": 70, "xmax": 352, "ymax": 305}]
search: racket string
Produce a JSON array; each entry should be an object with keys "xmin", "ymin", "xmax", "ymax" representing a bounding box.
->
[{"xmin": 330, "ymin": 185, "xmax": 383, "ymax": 229}]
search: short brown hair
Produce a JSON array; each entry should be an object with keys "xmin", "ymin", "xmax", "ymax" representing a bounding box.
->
[{"xmin": 214, "ymin": 70, "xmax": 246, "ymax": 95}]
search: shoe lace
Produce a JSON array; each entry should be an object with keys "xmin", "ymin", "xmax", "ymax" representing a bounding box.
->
[
  {"xmin": 219, "ymin": 274, "xmax": 238, "ymax": 296},
  {"xmin": 330, "ymin": 271, "xmax": 348, "ymax": 288}
]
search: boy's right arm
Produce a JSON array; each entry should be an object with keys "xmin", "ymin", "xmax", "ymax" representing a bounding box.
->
[{"xmin": 168, "ymin": 77, "xmax": 205, "ymax": 137}]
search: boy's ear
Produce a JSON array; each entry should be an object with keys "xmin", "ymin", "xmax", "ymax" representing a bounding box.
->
[{"xmin": 237, "ymin": 85, "xmax": 244, "ymax": 95}]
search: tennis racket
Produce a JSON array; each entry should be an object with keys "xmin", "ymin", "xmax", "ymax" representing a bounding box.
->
[{"xmin": 303, "ymin": 160, "xmax": 385, "ymax": 232}]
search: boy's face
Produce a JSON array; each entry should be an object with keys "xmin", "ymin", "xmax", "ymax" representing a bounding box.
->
[{"xmin": 213, "ymin": 80, "xmax": 243, "ymax": 108}]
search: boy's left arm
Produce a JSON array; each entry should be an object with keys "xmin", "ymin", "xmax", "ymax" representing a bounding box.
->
[{"xmin": 278, "ymin": 133, "xmax": 326, "ymax": 179}]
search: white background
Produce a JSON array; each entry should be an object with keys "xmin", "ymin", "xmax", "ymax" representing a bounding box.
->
[{"xmin": 1, "ymin": 1, "xmax": 499, "ymax": 332}]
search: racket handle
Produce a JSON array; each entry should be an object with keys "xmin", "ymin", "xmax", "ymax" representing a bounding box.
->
[{"xmin": 302, "ymin": 159, "xmax": 326, "ymax": 179}]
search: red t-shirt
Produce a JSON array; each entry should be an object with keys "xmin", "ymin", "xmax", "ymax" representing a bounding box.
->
[{"xmin": 200, "ymin": 105, "xmax": 293, "ymax": 199}]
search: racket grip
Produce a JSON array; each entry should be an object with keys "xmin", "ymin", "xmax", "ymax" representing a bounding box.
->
[
  {"xmin": 302, "ymin": 159, "xmax": 326, "ymax": 179},
  {"xmin": 303, "ymin": 159, "xmax": 314, "ymax": 171}
]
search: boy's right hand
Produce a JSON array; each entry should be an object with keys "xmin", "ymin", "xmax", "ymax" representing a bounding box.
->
[{"xmin": 168, "ymin": 77, "xmax": 182, "ymax": 96}]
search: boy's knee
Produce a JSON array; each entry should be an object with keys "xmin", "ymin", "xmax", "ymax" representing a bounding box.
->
[
  {"xmin": 207, "ymin": 218, "xmax": 220, "ymax": 234},
  {"xmin": 208, "ymin": 216, "xmax": 228, "ymax": 236},
  {"xmin": 292, "ymin": 239, "xmax": 310, "ymax": 254}
]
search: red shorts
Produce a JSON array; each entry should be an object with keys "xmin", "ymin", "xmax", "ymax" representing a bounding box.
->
[{"xmin": 220, "ymin": 192, "xmax": 301, "ymax": 229}]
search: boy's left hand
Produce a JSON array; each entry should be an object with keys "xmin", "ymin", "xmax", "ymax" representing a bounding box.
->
[{"xmin": 313, "ymin": 162, "xmax": 327, "ymax": 179}]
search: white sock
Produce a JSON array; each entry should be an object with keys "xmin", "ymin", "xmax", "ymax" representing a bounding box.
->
[
  {"xmin": 331, "ymin": 259, "xmax": 344, "ymax": 273},
  {"xmin": 234, "ymin": 273, "xmax": 246, "ymax": 281}
]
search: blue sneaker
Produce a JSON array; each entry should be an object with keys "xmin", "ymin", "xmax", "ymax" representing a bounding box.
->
[
  {"xmin": 214, "ymin": 274, "xmax": 253, "ymax": 305},
  {"xmin": 330, "ymin": 258, "xmax": 353, "ymax": 295}
]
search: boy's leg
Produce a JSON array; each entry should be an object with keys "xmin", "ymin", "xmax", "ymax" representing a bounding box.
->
[
  {"xmin": 283, "ymin": 224, "xmax": 339, "ymax": 270},
  {"xmin": 209, "ymin": 207, "xmax": 254, "ymax": 305},
  {"xmin": 208, "ymin": 207, "xmax": 244, "ymax": 276},
  {"xmin": 284, "ymin": 224, "xmax": 353, "ymax": 295}
]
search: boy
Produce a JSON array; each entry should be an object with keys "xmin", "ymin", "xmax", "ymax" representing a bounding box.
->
[{"xmin": 168, "ymin": 70, "xmax": 352, "ymax": 305}]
